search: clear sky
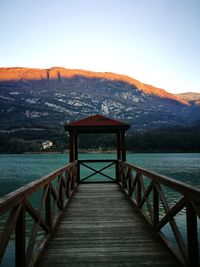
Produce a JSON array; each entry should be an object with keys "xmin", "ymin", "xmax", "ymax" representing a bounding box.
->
[{"xmin": 0, "ymin": 0, "xmax": 200, "ymax": 94}]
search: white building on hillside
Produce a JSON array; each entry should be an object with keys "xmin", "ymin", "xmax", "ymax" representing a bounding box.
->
[{"xmin": 42, "ymin": 140, "xmax": 53, "ymax": 150}]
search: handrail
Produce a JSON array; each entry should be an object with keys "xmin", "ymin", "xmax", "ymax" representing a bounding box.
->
[
  {"xmin": 0, "ymin": 161, "xmax": 78, "ymax": 267},
  {"xmin": 118, "ymin": 160, "xmax": 200, "ymax": 267},
  {"xmin": 78, "ymin": 159, "xmax": 117, "ymax": 163}
]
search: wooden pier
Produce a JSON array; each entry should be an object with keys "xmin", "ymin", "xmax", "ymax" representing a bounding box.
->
[
  {"xmin": 0, "ymin": 115, "xmax": 199, "ymax": 267},
  {"xmin": 38, "ymin": 183, "xmax": 180, "ymax": 267}
]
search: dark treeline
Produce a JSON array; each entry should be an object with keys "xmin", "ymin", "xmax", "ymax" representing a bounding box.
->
[
  {"xmin": 78, "ymin": 129, "xmax": 200, "ymax": 152},
  {"xmin": 0, "ymin": 129, "xmax": 67, "ymax": 153},
  {"xmin": 0, "ymin": 126, "xmax": 200, "ymax": 153},
  {"xmin": 127, "ymin": 131, "xmax": 200, "ymax": 152}
]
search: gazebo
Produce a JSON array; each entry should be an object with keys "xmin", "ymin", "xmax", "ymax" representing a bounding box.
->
[{"xmin": 64, "ymin": 114, "xmax": 130, "ymax": 162}]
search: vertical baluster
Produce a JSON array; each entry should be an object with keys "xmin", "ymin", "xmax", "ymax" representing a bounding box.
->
[
  {"xmin": 120, "ymin": 163, "xmax": 124, "ymax": 186},
  {"xmin": 137, "ymin": 174, "xmax": 142, "ymax": 205},
  {"xmin": 186, "ymin": 200, "xmax": 199, "ymax": 267},
  {"xmin": 121, "ymin": 131, "xmax": 126, "ymax": 162},
  {"xmin": 117, "ymin": 132, "xmax": 121, "ymax": 160},
  {"xmin": 128, "ymin": 169, "xmax": 132, "ymax": 197},
  {"xmin": 69, "ymin": 169, "xmax": 72, "ymax": 195},
  {"xmin": 59, "ymin": 175, "xmax": 64, "ymax": 209},
  {"xmin": 153, "ymin": 182, "xmax": 159, "ymax": 227},
  {"xmin": 46, "ymin": 184, "xmax": 52, "ymax": 230},
  {"xmin": 116, "ymin": 161, "xmax": 119, "ymax": 183},
  {"xmin": 71, "ymin": 168, "xmax": 74, "ymax": 190},
  {"xmin": 77, "ymin": 161, "xmax": 80, "ymax": 184},
  {"xmin": 15, "ymin": 203, "xmax": 25, "ymax": 267},
  {"xmin": 72, "ymin": 164, "xmax": 76, "ymax": 187},
  {"xmin": 123, "ymin": 166, "xmax": 126, "ymax": 189},
  {"xmin": 119, "ymin": 162, "xmax": 123, "ymax": 184}
]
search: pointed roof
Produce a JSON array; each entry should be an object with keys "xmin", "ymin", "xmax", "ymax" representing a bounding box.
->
[{"xmin": 64, "ymin": 114, "xmax": 130, "ymax": 133}]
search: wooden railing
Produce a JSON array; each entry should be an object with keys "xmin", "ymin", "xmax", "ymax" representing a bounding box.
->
[
  {"xmin": 118, "ymin": 160, "xmax": 200, "ymax": 267},
  {"xmin": 0, "ymin": 159, "xmax": 199, "ymax": 267},
  {"xmin": 78, "ymin": 159, "xmax": 117, "ymax": 182},
  {"xmin": 0, "ymin": 161, "xmax": 78, "ymax": 267}
]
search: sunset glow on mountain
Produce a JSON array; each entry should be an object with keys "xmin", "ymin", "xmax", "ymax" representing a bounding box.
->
[{"xmin": 0, "ymin": 67, "xmax": 188, "ymax": 105}]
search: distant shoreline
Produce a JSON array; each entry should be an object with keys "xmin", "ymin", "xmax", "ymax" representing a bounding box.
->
[
  {"xmin": 21, "ymin": 149, "xmax": 200, "ymax": 155},
  {"xmin": 23, "ymin": 149, "xmax": 118, "ymax": 154}
]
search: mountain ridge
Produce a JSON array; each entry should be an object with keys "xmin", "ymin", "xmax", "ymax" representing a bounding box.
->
[
  {"xmin": 176, "ymin": 92, "xmax": 200, "ymax": 106},
  {"xmin": 0, "ymin": 67, "xmax": 188, "ymax": 105},
  {"xmin": 0, "ymin": 66, "xmax": 200, "ymax": 136},
  {"xmin": 1, "ymin": 67, "xmax": 200, "ymax": 153}
]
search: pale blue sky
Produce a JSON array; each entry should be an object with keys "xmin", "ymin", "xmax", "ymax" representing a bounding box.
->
[{"xmin": 0, "ymin": 0, "xmax": 200, "ymax": 93}]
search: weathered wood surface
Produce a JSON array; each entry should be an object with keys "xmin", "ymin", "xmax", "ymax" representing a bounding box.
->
[{"xmin": 38, "ymin": 183, "xmax": 180, "ymax": 267}]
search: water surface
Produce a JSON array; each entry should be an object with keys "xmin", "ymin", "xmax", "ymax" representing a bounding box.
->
[
  {"xmin": 0, "ymin": 153, "xmax": 199, "ymax": 266},
  {"xmin": 1, "ymin": 153, "xmax": 199, "ymax": 197}
]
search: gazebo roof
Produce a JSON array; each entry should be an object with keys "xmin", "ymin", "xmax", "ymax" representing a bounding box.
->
[{"xmin": 64, "ymin": 114, "xmax": 130, "ymax": 133}]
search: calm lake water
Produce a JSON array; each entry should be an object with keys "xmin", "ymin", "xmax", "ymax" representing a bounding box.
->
[
  {"xmin": 0, "ymin": 153, "xmax": 199, "ymax": 266},
  {"xmin": 0, "ymin": 153, "xmax": 199, "ymax": 197}
]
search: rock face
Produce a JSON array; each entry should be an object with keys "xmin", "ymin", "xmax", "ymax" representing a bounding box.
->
[
  {"xmin": 0, "ymin": 67, "xmax": 187, "ymax": 104},
  {"xmin": 0, "ymin": 67, "xmax": 199, "ymax": 133}
]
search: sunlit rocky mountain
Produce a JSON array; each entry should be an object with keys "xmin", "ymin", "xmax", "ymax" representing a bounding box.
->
[{"xmin": 0, "ymin": 67, "xmax": 200, "ymax": 135}]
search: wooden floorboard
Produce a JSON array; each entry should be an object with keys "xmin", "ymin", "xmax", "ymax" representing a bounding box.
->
[{"xmin": 38, "ymin": 183, "xmax": 181, "ymax": 267}]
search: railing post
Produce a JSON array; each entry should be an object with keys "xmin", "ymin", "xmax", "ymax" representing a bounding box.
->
[
  {"xmin": 59, "ymin": 175, "xmax": 64, "ymax": 209},
  {"xmin": 122, "ymin": 165, "xmax": 126, "ymax": 188},
  {"xmin": 121, "ymin": 131, "xmax": 126, "ymax": 162},
  {"xmin": 137, "ymin": 174, "xmax": 142, "ymax": 205},
  {"xmin": 153, "ymin": 182, "xmax": 159, "ymax": 227},
  {"xmin": 71, "ymin": 167, "xmax": 75, "ymax": 190},
  {"xmin": 186, "ymin": 200, "xmax": 199, "ymax": 267},
  {"xmin": 77, "ymin": 161, "xmax": 80, "ymax": 184},
  {"xmin": 46, "ymin": 184, "xmax": 52, "ymax": 230},
  {"xmin": 128, "ymin": 169, "xmax": 132, "ymax": 197},
  {"xmin": 116, "ymin": 160, "xmax": 119, "ymax": 183},
  {"xmin": 15, "ymin": 202, "xmax": 25, "ymax": 267}
]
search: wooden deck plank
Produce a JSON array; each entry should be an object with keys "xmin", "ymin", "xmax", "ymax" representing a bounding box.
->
[{"xmin": 38, "ymin": 183, "xmax": 181, "ymax": 267}]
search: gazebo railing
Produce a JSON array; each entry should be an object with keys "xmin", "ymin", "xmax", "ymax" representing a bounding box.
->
[
  {"xmin": 0, "ymin": 161, "xmax": 78, "ymax": 267},
  {"xmin": 78, "ymin": 159, "xmax": 117, "ymax": 182},
  {"xmin": 118, "ymin": 160, "xmax": 200, "ymax": 267}
]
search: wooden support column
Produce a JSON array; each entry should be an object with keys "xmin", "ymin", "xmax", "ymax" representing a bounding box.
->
[
  {"xmin": 15, "ymin": 203, "xmax": 25, "ymax": 267},
  {"xmin": 74, "ymin": 132, "xmax": 78, "ymax": 161},
  {"xmin": 186, "ymin": 200, "xmax": 199, "ymax": 267},
  {"xmin": 77, "ymin": 161, "xmax": 80, "ymax": 184},
  {"xmin": 137, "ymin": 175, "xmax": 142, "ymax": 205},
  {"xmin": 153, "ymin": 183, "xmax": 159, "ymax": 227},
  {"xmin": 121, "ymin": 130, "xmax": 126, "ymax": 162},
  {"xmin": 45, "ymin": 185, "xmax": 52, "ymax": 230},
  {"xmin": 69, "ymin": 130, "xmax": 78, "ymax": 162},
  {"xmin": 69, "ymin": 131, "xmax": 74, "ymax": 162},
  {"xmin": 117, "ymin": 131, "xmax": 121, "ymax": 160}
]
